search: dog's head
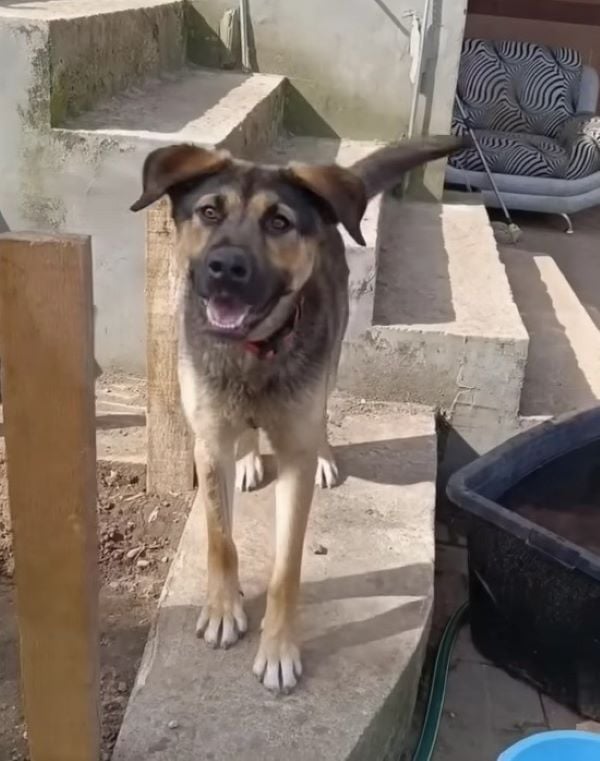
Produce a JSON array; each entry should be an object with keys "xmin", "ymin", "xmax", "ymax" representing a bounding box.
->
[{"xmin": 131, "ymin": 136, "xmax": 468, "ymax": 339}]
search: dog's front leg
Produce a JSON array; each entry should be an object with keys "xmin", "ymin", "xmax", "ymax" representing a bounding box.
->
[
  {"xmin": 253, "ymin": 417, "xmax": 319, "ymax": 692},
  {"xmin": 194, "ymin": 432, "xmax": 247, "ymax": 648}
]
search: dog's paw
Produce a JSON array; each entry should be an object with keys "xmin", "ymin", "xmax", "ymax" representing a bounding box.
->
[
  {"xmin": 235, "ymin": 451, "xmax": 264, "ymax": 492},
  {"xmin": 253, "ymin": 631, "xmax": 302, "ymax": 693},
  {"xmin": 315, "ymin": 453, "xmax": 339, "ymax": 489},
  {"xmin": 196, "ymin": 592, "xmax": 247, "ymax": 649}
]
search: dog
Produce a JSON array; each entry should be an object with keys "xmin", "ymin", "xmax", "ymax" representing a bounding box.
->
[{"xmin": 131, "ymin": 135, "xmax": 468, "ymax": 692}]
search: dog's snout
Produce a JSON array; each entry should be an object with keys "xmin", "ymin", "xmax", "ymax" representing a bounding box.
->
[{"xmin": 206, "ymin": 247, "xmax": 252, "ymax": 285}]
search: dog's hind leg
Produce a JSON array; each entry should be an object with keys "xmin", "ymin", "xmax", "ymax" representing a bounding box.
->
[
  {"xmin": 315, "ymin": 416, "xmax": 339, "ymax": 488},
  {"xmin": 194, "ymin": 430, "xmax": 248, "ymax": 649},
  {"xmin": 235, "ymin": 428, "xmax": 264, "ymax": 492},
  {"xmin": 253, "ymin": 408, "xmax": 321, "ymax": 692}
]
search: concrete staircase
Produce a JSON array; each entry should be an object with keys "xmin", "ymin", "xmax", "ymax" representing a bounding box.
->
[
  {"xmin": 1, "ymin": 0, "xmax": 288, "ymax": 369},
  {"xmin": 3, "ymin": 2, "xmax": 589, "ymax": 759},
  {"xmin": 0, "ymin": 0, "xmax": 531, "ymax": 467},
  {"xmin": 502, "ymin": 247, "xmax": 600, "ymax": 424},
  {"xmin": 0, "ymin": 4, "xmax": 443, "ymax": 759},
  {"xmin": 112, "ymin": 397, "xmax": 437, "ymax": 761}
]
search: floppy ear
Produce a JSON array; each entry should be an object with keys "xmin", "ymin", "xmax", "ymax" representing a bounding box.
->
[
  {"xmin": 350, "ymin": 135, "xmax": 472, "ymax": 199},
  {"xmin": 130, "ymin": 144, "xmax": 231, "ymax": 212},
  {"xmin": 287, "ymin": 163, "xmax": 368, "ymax": 246}
]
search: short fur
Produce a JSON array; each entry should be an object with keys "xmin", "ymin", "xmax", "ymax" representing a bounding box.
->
[{"xmin": 131, "ymin": 135, "xmax": 468, "ymax": 692}]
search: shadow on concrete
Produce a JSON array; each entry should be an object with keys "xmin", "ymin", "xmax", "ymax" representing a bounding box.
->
[
  {"xmin": 303, "ymin": 564, "xmax": 430, "ymax": 663},
  {"xmin": 501, "ymin": 248, "xmax": 596, "ymax": 416},
  {"xmin": 233, "ymin": 561, "xmax": 431, "ymax": 670},
  {"xmin": 262, "ymin": 134, "xmax": 342, "ymax": 165},
  {"xmin": 95, "ymin": 413, "xmax": 146, "ymax": 430},
  {"xmin": 371, "ymin": 0, "xmax": 410, "ymax": 36},
  {"xmin": 497, "ymin": 207, "xmax": 600, "ymax": 333},
  {"xmin": 335, "ymin": 434, "xmax": 434, "ymax": 485},
  {"xmin": 185, "ymin": 3, "xmax": 240, "ymax": 69},
  {"xmin": 284, "ymin": 84, "xmax": 340, "ymax": 138},
  {"xmin": 373, "ymin": 195, "xmax": 455, "ymax": 325},
  {"xmin": 248, "ymin": 433, "xmax": 434, "ymax": 491}
]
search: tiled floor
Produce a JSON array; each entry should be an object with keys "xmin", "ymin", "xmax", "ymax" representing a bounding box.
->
[{"xmin": 428, "ymin": 541, "xmax": 582, "ymax": 761}]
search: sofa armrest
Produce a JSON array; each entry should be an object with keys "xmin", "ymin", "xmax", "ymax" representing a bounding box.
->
[
  {"xmin": 577, "ymin": 65, "xmax": 599, "ymax": 115},
  {"xmin": 558, "ymin": 114, "xmax": 600, "ymax": 179}
]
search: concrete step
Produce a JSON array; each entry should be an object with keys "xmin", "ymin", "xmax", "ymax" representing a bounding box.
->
[
  {"xmin": 113, "ymin": 396, "xmax": 436, "ymax": 761},
  {"xmin": 338, "ymin": 190, "xmax": 528, "ymax": 479},
  {"xmin": 501, "ymin": 249, "xmax": 600, "ymax": 418},
  {"xmin": 63, "ymin": 67, "xmax": 285, "ymax": 154},
  {"xmin": 0, "ymin": 0, "xmax": 186, "ymax": 125},
  {"xmin": 0, "ymin": 59, "xmax": 284, "ymax": 372}
]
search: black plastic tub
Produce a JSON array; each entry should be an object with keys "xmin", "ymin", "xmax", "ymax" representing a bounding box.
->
[{"xmin": 446, "ymin": 407, "xmax": 600, "ymax": 719}]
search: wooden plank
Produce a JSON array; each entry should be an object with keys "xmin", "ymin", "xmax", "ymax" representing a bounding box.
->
[
  {"xmin": 0, "ymin": 233, "xmax": 100, "ymax": 761},
  {"xmin": 469, "ymin": 0, "xmax": 600, "ymax": 26},
  {"xmin": 146, "ymin": 199, "xmax": 194, "ymax": 494}
]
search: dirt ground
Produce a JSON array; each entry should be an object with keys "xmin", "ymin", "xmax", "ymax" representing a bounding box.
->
[{"xmin": 0, "ymin": 456, "xmax": 191, "ymax": 761}]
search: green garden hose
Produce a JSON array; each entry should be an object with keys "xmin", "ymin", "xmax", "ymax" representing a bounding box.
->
[{"xmin": 410, "ymin": 602, "xmax": 470, "ymax": 761}]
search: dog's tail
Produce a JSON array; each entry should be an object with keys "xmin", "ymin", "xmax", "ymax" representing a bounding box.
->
[{"xmin": 350, "ymin": 135, "xmax": 471, "ymax": 200}]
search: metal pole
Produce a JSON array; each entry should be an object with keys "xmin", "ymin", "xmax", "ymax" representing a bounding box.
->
[{"xmin": 240, "ymin": 0, "xmax": 251, "ymax": 72}]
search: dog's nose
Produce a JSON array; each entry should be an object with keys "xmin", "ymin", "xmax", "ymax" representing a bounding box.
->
[{"xmin": 206, "ymin": 247, "xmax": 252, "ymax": 285}]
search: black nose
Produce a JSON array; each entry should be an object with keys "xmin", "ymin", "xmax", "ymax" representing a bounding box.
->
[{"xmin": 206, "ymin": 247, "xmax": 252, "ymax": 285}]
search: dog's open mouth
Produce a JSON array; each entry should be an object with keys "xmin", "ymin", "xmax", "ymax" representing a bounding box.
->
[
  {"xmin": 203, "ymin": 288, "xmax": 289, "ymax": 340},
  {"xmin": 206, "ymin": 296, "xmax": 251, "ymax": 333}
]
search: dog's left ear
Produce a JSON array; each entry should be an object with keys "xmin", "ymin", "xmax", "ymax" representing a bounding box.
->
[
  {"xmin": 287, "ymin": 163, "xmax": 367, "ymax": 246},
  {"xmin": 130, "ymin": 144, "xmax": 231, "ymax": 212}
]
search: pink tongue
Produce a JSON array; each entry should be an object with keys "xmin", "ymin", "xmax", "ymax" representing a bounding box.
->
[{"xmin": 207, "ymin": 297, "xmax": 249, "ymax": 328}]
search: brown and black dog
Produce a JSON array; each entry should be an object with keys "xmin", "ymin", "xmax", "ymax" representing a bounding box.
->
[{"xmin": 131, "ymin": 135, "xmax": 467, "ymax": 692}]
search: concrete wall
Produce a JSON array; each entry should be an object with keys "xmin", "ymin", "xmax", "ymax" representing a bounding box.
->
[
  {"xmin": 189, "ymin": 0, "xmax": 469, "ymax": 142},
  {"xmin": 0, "ymin": 0, "xmax": 469, "ymax": 372},
  {"xmin": 0, "ymin": 16, "xmax": 177, "ymax": 372}
]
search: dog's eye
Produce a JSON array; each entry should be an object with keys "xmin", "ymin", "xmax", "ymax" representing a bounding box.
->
[
  {"xmin": 198, "ymin": 204, "xmax": 221, "ymax": 223},
  {"xmin": 266, "ymin": 213, "xmax": 293, "ymax": 235}
]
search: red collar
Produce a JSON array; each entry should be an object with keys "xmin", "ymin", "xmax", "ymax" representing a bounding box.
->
[{"xmin": 243, "ymin": 298, "xmax": 303, "ymax": 360}]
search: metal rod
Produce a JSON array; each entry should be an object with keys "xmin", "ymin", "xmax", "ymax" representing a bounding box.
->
[
  {"xmin": 455, "ymin": 96, "xmax": 515, "ymax": 226},
  {"xmin": 560, "ymin": 212, "xmax": 574, "ymax": 234},
  {"xmin": 406, "ymin": 0, "xmax": 432, "ymax": 139},
  {"xmin": 240, "ymin": 0, "xmax": 251, "ymax": 72}
]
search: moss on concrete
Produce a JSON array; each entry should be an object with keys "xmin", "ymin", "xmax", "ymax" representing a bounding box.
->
[{"xmin": 47, "ymin": 5, "xmax": 186, "ymax": 127}]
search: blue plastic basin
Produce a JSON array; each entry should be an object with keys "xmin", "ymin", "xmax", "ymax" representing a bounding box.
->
[{"xmin": 499, "ymin": 731, "xmax": 600, "ymax": 761}]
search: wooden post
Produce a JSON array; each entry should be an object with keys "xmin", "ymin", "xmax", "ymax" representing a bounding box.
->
[
  {"xmin": 146, "ymin": 199, "xmax": 194, "ymax": 493},
  {"xmin": 0, "ymin": 233, "xmax": 100, "ymax": 761}
]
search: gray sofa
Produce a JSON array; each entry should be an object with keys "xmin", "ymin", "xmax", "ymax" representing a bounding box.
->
[{"xmin": 446, "ymin": 39, "xmax": 600, "ymax": 231}]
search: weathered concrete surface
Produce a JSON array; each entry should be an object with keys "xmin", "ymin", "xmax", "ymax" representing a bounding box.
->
[
  {"xmin": 502, "ymin": 250, "xmax": 600, "ymax": 418},
  {"xmin": 339, "ymin": 192, "xmax": 529, "ymax": 477},
  {"xmin": 0, "ymin": 7, "xmax": 285, "ymax": 371},
  {"xmin": 189, "ymin": 0, "xmax": 468, "ymax": 144},
  {"xmin": 113, "ymin": 398, "xmax": 436, "ymax": 761},
  {"xmin": 0, "ymin": 0, "xmax": 186, "ymax": 124},
  {"xmin": 63, "ymin": 67, "xmax": 285, "ymax": 150}
]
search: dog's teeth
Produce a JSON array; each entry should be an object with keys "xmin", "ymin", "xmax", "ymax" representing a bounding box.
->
[{"xmin": 207, "ymin": 301, "xmax": 250, "ymax": 330}]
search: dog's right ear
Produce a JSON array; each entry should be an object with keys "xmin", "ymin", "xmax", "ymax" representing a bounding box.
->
[
  {"xmin": 350, "ymin": 135, "xmax": 471, "ymax": 200},
  {"xmin": 130, "ymin": 144, "xmax": 231, "ymax": 212}
]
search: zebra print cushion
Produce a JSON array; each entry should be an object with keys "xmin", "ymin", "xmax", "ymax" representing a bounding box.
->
[{"xmin": 449, "ymin": 39, "xmax": 600, "ymax": 180}]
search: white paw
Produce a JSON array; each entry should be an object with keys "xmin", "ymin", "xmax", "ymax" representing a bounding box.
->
[
  {"xmin": 196, "ymin": 593, "xmax": 247, "ymax": 649},
  {"xmin": 253, "ymin": 633, "xmax": 303, "ymax": 693},
  {"xmin": 315, "ymin": 454, "xmax": 339, "ymax": 488},
  {"xmin": 236, "ymin": 451, "xmax": 264, "ymax": 492}
]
